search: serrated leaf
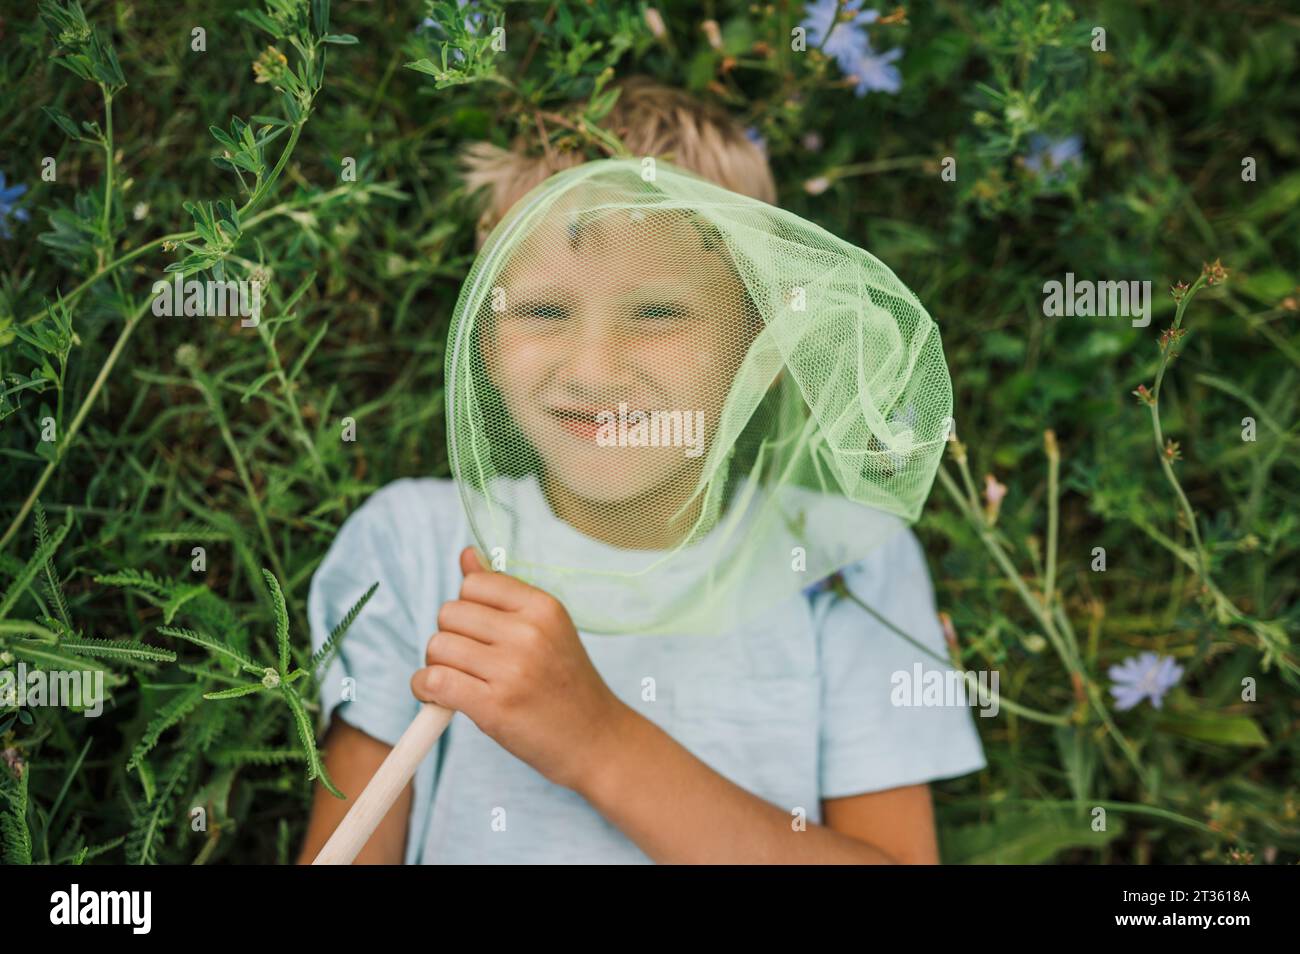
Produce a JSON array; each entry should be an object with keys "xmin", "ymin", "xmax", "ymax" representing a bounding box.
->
[
  {"xmin": 0, "ymin": 515, "xmax": 70, "ymax": 618},
  {"xmin": 126, "ymin": 684, "xmax": 205, "ymax": 772},
  {"xmin": 156, "ymin": 625, "xmax": 263, "ymax": 675},
  {"xmin": 310, "ymin": 581, "xmax": 377, "ymax": 673},
  {"xmin": 203, "ymin": 683, "xmax": 267, "ymax": 701},
  {"xmin": 59, "ymin": 638, "xmax": 177, "ymax": 663},
  {"xmin": 280, "ymin": 685, "xmax": 342, "ymax": 798},
  {"xmin": 261, "ymin": 569, "xmax": 290, "ymax": 674}
]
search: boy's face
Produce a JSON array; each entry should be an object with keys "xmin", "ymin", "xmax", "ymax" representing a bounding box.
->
[{"xmin": 481, "ymin": 203, "xmax": 755, "ymax": 522}]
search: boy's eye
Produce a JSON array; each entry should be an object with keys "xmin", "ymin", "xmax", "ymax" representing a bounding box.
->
[
  {"xmin": 519, "ymin": 302, "xmax": 568, "ymax": 320},
  {"xmin": 632, "ymin": 302, "xmax": 687, "ymax": 321}
]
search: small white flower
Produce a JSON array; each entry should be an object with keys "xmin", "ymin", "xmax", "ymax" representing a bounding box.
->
[{"xmin": 804, "ymin": 176, "xmax": 831, "ymax": 196}]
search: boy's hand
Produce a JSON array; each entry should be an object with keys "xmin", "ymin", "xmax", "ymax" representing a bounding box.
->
[{"xmin": 411, "ymin": 547, "xmax": 634, "ymax": 792}]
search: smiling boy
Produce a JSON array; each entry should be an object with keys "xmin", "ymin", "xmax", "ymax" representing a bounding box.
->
[{"xmin": 298, "ymin": 78, "xmax": 985, "ymax": 865}]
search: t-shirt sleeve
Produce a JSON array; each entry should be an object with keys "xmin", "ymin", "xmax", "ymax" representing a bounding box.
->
[
  {"xmin": 813, "ymin": 528, "xmax": 987, "ymax": 799},
  {"xmin": 307, "ymin": 481, "xmax": 429, "ymax": 748}
]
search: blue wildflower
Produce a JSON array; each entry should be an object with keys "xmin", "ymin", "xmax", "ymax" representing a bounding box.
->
[
  {"xmin": 743, "ymin": 125, "xmax": 767, "ymax": 155},
  {"xmin": 802, "ymin": 577, "xmax": 832, "ymax": 599},
  {"xmin": 802, "ymin": 0, "xmax": 876, "ymax": 63},
  {"xmin": 1023, "ymin": 134, "xmax": 1083, "ymax": 185},
  {"xmin": 0, "ymin": 171, "xmax": 30, "ymax": 240},
  {"xmin": 847, "ymin": 45, "xmax": 903, "ymax": 95},
  {"xmin": 800, "ymin": 0, "xmax": 902, "ymax": 97},
  {"xmin": 802, "ymin": 570, "xmax": 845, "ymax": 600},
  {"xmin": 1108, "ymin": 651, "xmax": 1183, "ymax": 711}
]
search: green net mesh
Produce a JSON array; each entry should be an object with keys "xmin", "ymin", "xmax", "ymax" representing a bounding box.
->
[{"xmin": 446, "ymin": 158, "xmax": 952, "ymax": 636}]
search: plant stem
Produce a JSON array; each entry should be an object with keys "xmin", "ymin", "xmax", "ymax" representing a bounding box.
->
[
  {"xmin": 100, "ymin": 88, "xmax": 114, "ymax": 269},
  {"xmin": 1044, "ymin": 429, "xmax": 1060, "ymax": 610},
  {"xmin": 837, "ymin": 584, "xmax": 1071, "ymax": 726},
  {"xmin": 1149, "ymin": 275, "xmax": 1208, "ymax": 571},
  {"xmin": 189, "ymin": 367, "xmax": 290, "ymax": 591},
  {"xmin": 0, "ymin": 300, "xmax": 150, "ymax": 551},
  {"xmin": 1142, "ymin": 277, "xmax": 1298, "ymax": 675},
  {"xmin": 25, "ymin": 231, "xmax": 196, "ymax": 326},
  {"xmin": 937, "ymin": 463, "xmax": 1154, "ymax": 787}
]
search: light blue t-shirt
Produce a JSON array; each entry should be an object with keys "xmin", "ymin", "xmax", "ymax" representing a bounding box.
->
[{"xmin": 307, "ymin": 477, "xmax": 986, "ymax": 864}]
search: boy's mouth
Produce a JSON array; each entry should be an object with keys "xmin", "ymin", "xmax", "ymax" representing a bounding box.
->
[{"xmin": 547, "ymin": 406, "xmax": 605, "ymax": 441}]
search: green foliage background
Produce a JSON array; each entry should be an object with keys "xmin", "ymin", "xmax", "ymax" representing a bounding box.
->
[{"xmin": 0, "ymin": 0, "xmax": 1297, "ymax": 864}]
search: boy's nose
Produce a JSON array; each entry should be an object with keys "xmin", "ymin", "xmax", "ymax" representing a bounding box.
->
[{"xmin": 554, "ymin": 315, "xmax": 631, "ymax": 393}]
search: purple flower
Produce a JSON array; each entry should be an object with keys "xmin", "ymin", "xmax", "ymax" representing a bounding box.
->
[
  {"xmin": 847, "ymin": 45, "xmax": 902, "ymax": 95},
  {"xmin": 802, "ymin": 0, "xmax": 877, "ymax": 63},
  {"xmin": 802, "ymin": 577, "xmax": 833, "ymax": 599},
  {"xmin": 0, "ymin": 171, "xmax": 30, "ymax": 240},
  {"xmin": 1108, "ymin": 652, "xmax": 1183, "ymax": 711},
  {"xmin": 802, "ymin": 570, "xmax": 846, "ymax": 600},
  {"xmin": 1023, "ymin": 134, "xmax": 1083, "ymax": 185},
  {"xmin": 800, "ymin": 0, "xmax": 902, "ymax": 97}
]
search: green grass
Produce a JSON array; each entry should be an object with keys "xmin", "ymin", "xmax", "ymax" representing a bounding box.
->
[{"xmin": 0, "ymin": 0, "xmax": 1297, "ymax": 864}]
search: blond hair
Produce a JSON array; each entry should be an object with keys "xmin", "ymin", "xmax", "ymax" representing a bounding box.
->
[{"xmin": 459, "ymin": 76, "xmax": 776, "ymax": 245}]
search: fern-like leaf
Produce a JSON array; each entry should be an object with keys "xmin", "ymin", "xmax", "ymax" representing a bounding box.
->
[
  {"xmin": 192, "ymin": 703, "xmax": 231, "ymax": 753},
  {"xmin": 126, "ymin": 684, "xmax": 205, "ymax": 772},
  {"xmin": 280, "ymin": 685, "xmax": 342, "ymax": 798},
  {"xmin": 126, "ymin": 751, "xmax": 192, "ymax": 865},
  {"xmin": 59, "ymin": 637, "xmax": 177, "ymax": 663},
  {"xmin": 94, "ymin": 567, "xmax": 173, "ymax": 598},
  {"xmin": 161, "ymin": 583, "xmax": 208, "ymax": 625},
  {"xmin": 203, "ymin": 682, "xmax": 267, "ymax": 701},
  {"xmin": 141, "ymin": 522, "xmax": 229, "ymax": 543},
  {"xmin": 311, "ymin": 581, "xmax": 378, "ymax": 673},
  {"xmin": 157, "ymin": 625, "xmax": 263, "ymax": 675},
  {"xmin": 0, "ymin": 765, "xmax": 32, "ymax": 865},
  {"xmin": 263, "ymin": 568, "xmax": 290, "ymax": 674},
  {"xmin": 0, "ymin": 515, "xmax": 70, "ymax": 620},
  {"xmin": 51, "ymin": 836, "xmax": 125, "ymax": 866},
  {"xmin": 6, "ymin": 639, "xmax": 101, "ymax": 672},
  {"xmin": 210, "ymin": 747, "xmax": 306, "ymax": 767},
  {"xmin": 186, "ymin": 590, "xmax": 252, "ymax": 657},
  {"xmin": 34, "ymin": 503, "xmax": 72, "ymax": 631}
]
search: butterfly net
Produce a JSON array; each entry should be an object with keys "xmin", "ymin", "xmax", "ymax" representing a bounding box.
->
[{"xmin": 446, "ymin": 158, "xmax": 952, "ymax": 636}]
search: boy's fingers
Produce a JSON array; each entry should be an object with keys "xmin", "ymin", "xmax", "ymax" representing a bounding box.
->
[
  {"xmin": 438, "ymin": 598, "xmax": 521, "ymax": 643},
  {"xmin": 459, "ymin": 546, "xmax": 486, "ymax": 577},
  {"xmin": 458, "ymin": 565, "xmax": 537, "ymax": 612},
  {"xmin": 424, "ymin": 629, "xmax": 494, "ymax": 680},
  {"xmin": 410, "ymin": 664, "xmax": 489, "ymax": 713}
]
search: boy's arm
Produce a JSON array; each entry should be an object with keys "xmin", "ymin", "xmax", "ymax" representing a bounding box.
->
[
  {"xmin": 821, "ymin": 784, "xmax": 940, "ymax": 864},
  {"xmin": 296, "ymin": 716, "xmax": 412, "ymax": 865},
  {"xmin": 576, "ymin": 704, "xmax": 925, "ymax": 864}
]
